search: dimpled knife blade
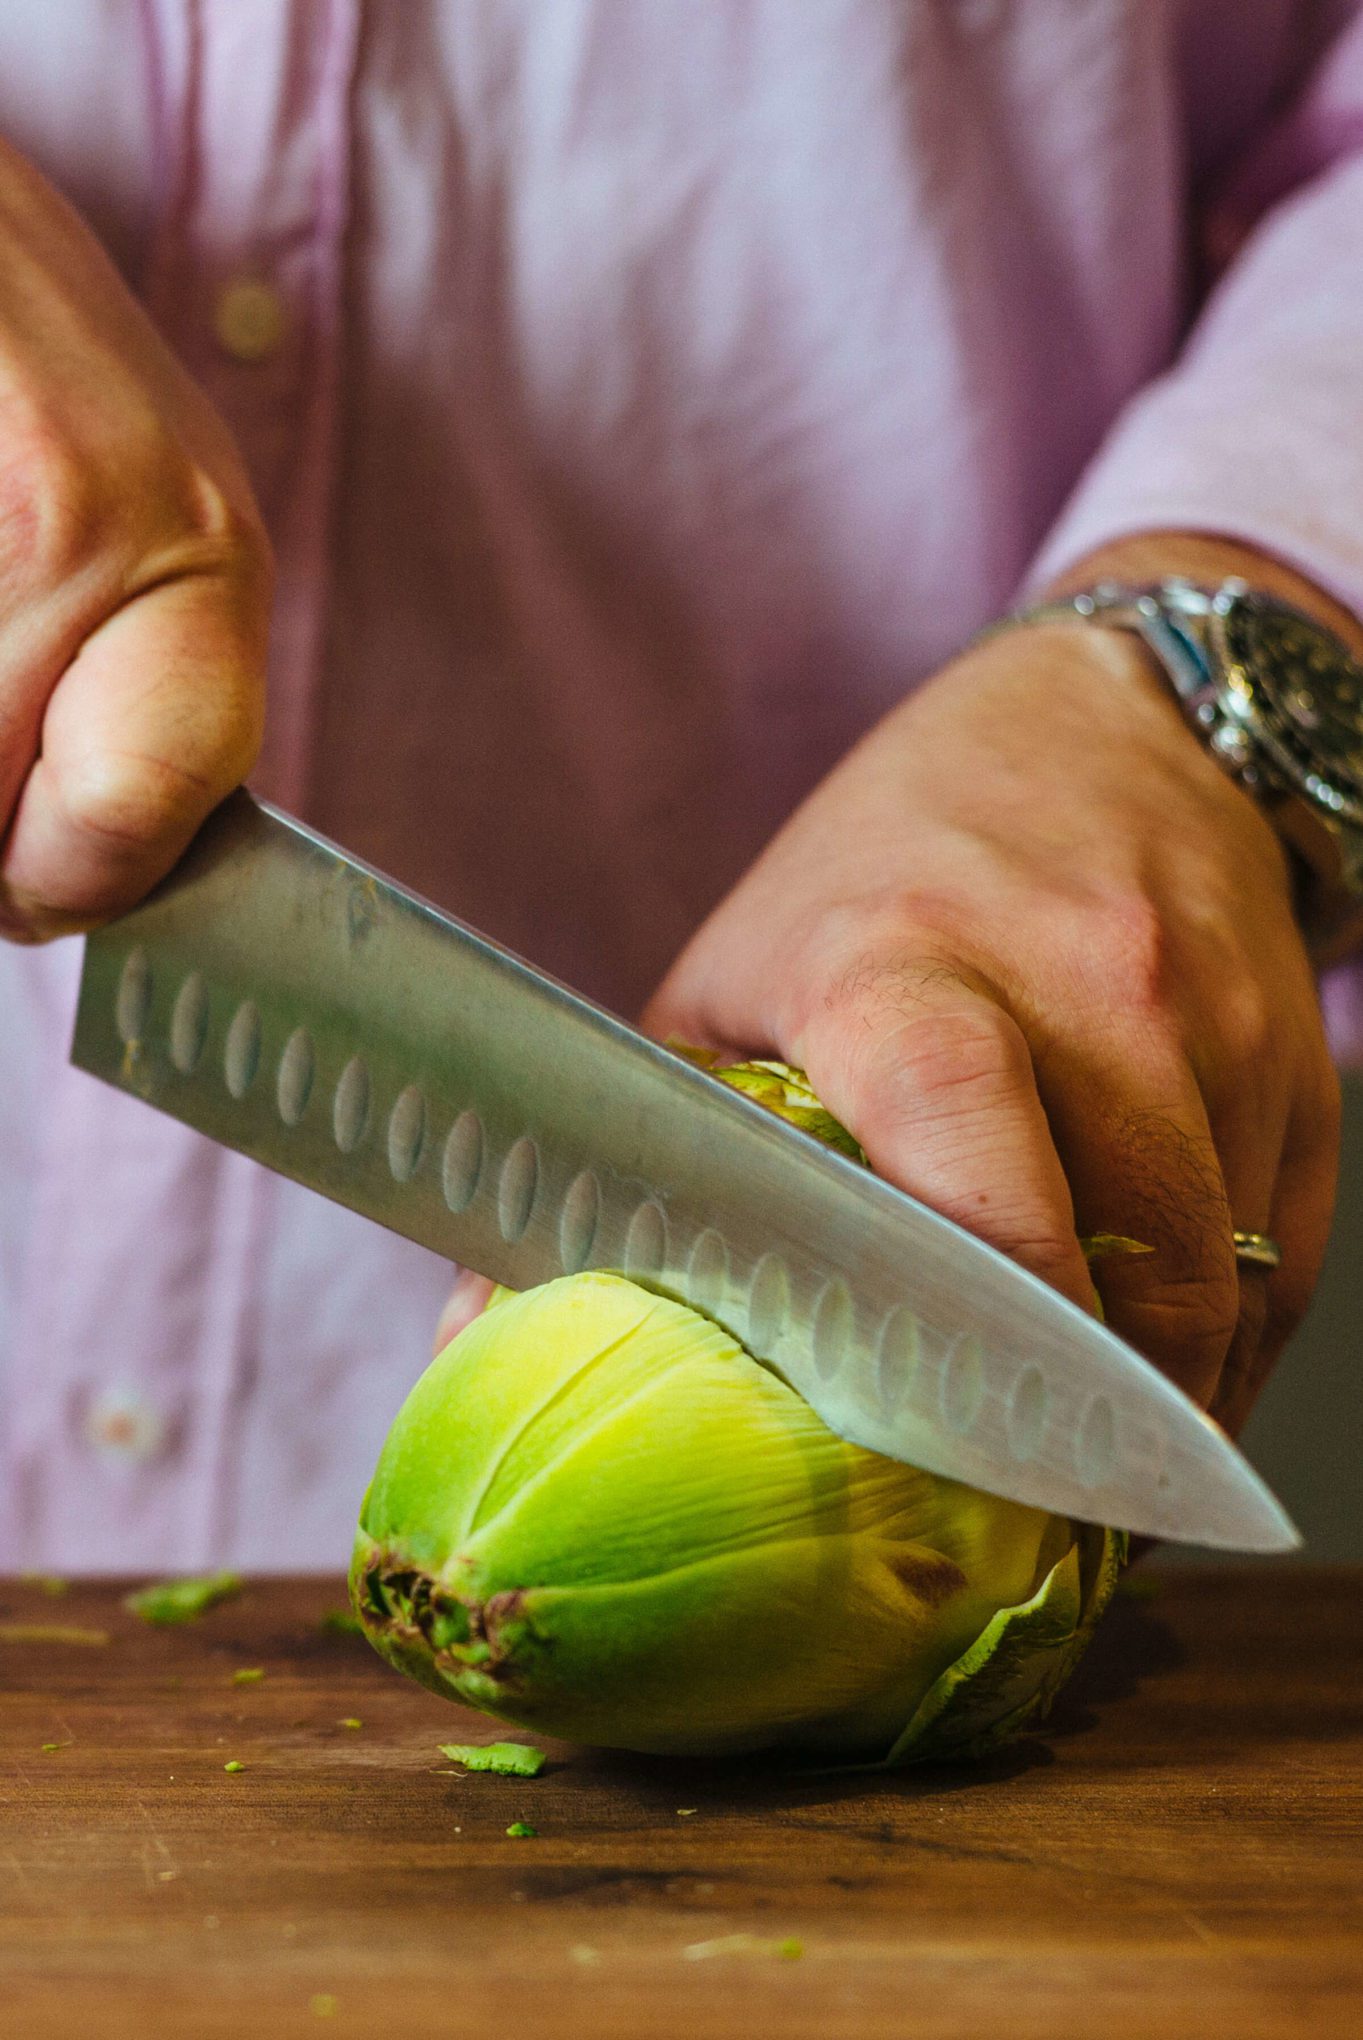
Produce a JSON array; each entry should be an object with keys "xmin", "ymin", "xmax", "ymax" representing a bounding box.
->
[{"xmin": 72, "ymin": 790, "xmax": 1298, "ymax": 1550}]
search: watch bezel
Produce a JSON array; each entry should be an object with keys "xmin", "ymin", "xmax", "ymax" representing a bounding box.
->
[{"xmin": 1205, "ymin": 588, "xmax": 1363, "ymax": 831}]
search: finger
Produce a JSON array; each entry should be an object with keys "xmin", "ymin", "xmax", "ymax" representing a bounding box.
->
[
  {"xmin": 434, "ymin": 1270, "xmax": 498, "ymax": 1354},
  {"xmin": 1210, "ymin": 1051, "xmax": 1341, "ymax": 1438},
  {"xmin": 0, "ymin": 570, "xmax": 265, "ymax": 937},
  {"xmin": 0, "ymin": 663, "xmax": 44, "ymax": 894},
  {"xmin": 0, "ymin": 547, "xmax": 112, "ymax": 857},
  {"xmin": 789, "ymin": 952, "xmax": 1096, "ymax": 1312},
  {"xmin": 639, "ymin": 967, "xmax": 756, "ymax": 1061},
  {"xmin": 1174, "ymin": 960, "xmax": 1307, "ymax": 1416},
  {"xmin": 1034, "ymin": 1028, "xmax": 1242, "ymax": 1407},
  {"xmin": 1191, "ymin": 1041, "xmax": 1292, "ymax": 1431}
]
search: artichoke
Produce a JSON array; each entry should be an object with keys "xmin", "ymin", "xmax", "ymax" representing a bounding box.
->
[{"xmin": 351, "ymin": 1062, "xmax": 1124, "ymax": 1764}]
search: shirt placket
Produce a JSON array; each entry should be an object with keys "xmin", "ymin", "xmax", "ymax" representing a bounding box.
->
[{"xmin": 144, "ymin": 0, "xmax": 360, "ymax": 809}]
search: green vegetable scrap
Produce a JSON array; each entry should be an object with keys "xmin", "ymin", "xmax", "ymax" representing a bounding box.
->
[
  {"xmin": 439, "ymin": 1741, "xmax": 546, "ymax": 1777},
  {"xmin": 319, "ymin": 1608, "xmax": 364, "ymax": 1638},
  {"xmin": 350, "ymin": 1060, "xmax": 1124, "ymax": 1766},
  {"xmin": 1080, "ymin": 1233, "xmax": 1155, "ymax": 1263},
  {"xmin": 339, "ymin": 1717, "xmax": 363, "ymax": 1730},
  {"xmin": 505, "ymin": 1821, "xmax": 537, "ymax": 1839},
  {"xmin": 231, "ymin": 1667, "xmax": 266, "ymax": 1685},
  {"xmin": 1077, "ymin": 1233, "xmax": 1154, "ymax": 1323},
  {"xmin": 41, "ymin": 1741, "xmax": 72, "ymax": 1753},
  {"xmin": 223, "ymin": 1760, "xmax": 246, "ymax": 1773},
  {"xmin": 672, "ymin": 1046, "xmax": 868, "ymax": 1162},
  {"xmin": 124, "ymin": 1572, "xmax": 242, "ymax": 1626}
]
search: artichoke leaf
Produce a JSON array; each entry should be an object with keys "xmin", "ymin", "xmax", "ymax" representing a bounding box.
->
[{"xmin": 880, "ymin": 1523, "xmax": 1126, "ymax": 1766}]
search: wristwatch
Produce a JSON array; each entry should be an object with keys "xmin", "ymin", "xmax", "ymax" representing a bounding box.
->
[{"xmin": 1012, "ymin": 577, "xmax": 1363, "ymax": 958}]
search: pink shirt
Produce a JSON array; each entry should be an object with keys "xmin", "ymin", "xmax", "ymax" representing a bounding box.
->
[{"xmin": 3, "ymin": 0, "xmax": 1363, "ymax": 1570}]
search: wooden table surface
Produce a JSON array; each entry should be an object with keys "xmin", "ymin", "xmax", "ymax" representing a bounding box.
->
[{"xmin": 2, "ymin": 1567, "xmax": 1360, "ymax": 2038}]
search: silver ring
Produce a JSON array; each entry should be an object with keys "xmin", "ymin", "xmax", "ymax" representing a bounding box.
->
[{"xmin": 1233, "ymin": 1230, "xmax": 1282, "ymax": 1271}]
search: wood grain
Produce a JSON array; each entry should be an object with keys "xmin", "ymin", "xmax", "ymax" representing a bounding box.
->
[{"xmin": 2, "ymin": 1568, "xmax": 1360, "ymax": 2038}]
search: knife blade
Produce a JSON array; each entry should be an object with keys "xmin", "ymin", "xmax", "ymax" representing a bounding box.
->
[{"xmin": 70, "ymin": 789, "xmax": 1299, "ymax": 1551}]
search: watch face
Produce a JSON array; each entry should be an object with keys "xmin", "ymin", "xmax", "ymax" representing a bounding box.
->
[{"xmin": 1215, "ymin": 593, "xmax": 1363, "ymax": 824}]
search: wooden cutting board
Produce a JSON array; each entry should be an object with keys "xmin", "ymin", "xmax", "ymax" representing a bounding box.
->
[{"xmin": 2, "ymin": 1567, "xmax": 1360, "ymax": 2039}]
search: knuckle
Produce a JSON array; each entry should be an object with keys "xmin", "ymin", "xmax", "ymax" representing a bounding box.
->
[
  {"xmin": 1167, "ymin": 1267, "xmax": 1242, "ymax": 1347},
  {"xmin": 1082, "ymin": 893, "xmax": 1170, "ymax": 1020},
  {"xmin": 47, "ymin": 745, "xmax": 209, "ymax": 854},
  {"xmin": 0, "ymin": 388, "xmax": 271, "ymax": 606},
  {"xmin": 1213, "ymin": 977, "xmax": 1276, "ymax": 1068},
  {"xmin": 1122, "ymin": 1269, "xmax": 1242, "ymax": 1383},
  {"xmin": 790, "ymin": 908, "xmax": 975, "ymax": 1068},
  {"xmin": 807, "ymin": 943, "xmax": 1026, "ymax": 1121},
  {"xmin": 124, "ymin": 441, "xmax": 274, "ymax": 610},
  {"xmin": 809, "ymin": 889, "xmax": 972, "ymax": 988},
  {"xmin": 810, "ymin": 911, "xmax": 1008, "ymax": 1065},
  {"xmin": 175, "ymin": 466, "xmax": 273, "ymax": 591},
  {"xmin": 999, "ymin": 1225, "xmax": 1092, "ymax": 1290},
  {"xmin": 876, "ymin": 998, "xmax": 1028, "ymax": 1103},
  {"xmin": 0, "ymin": 402, "xmax": 107, "ymax": 589}
]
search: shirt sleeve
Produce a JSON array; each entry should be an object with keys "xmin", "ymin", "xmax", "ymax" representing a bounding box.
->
[
  {"xmin": 1026, "ymin": 13, "xmax": 1363, "ymax": 619},
  {"xmin": 1025, "ymin": 14, "xmax": 1363, "ymax": 1060}
]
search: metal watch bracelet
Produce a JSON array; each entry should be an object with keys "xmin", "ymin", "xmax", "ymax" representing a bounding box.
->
[{"xmin": 996, "ymin": 577, "xmax": 1363, "ymax": 958}]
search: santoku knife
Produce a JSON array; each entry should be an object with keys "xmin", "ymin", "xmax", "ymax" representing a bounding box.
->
[{"xmin": 71, "ymin": 790, "xmax": 1299, "ymax": 1552}]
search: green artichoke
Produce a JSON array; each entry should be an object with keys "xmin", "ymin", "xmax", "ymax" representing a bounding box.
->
[{"xmin": 351, "ymin": 1061, "xmax": 1123, "ymax": 1764}]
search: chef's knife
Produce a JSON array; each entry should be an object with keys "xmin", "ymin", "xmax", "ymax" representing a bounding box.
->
[{"xmin": 71, "ymin": 790, "xmax": 1299, "ymax": 1551}]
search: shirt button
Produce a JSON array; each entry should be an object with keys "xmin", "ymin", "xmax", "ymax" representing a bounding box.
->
[
  {"xmin": 84, "ymin": 1386, "xmax": 167, "ymax": 1466},
  {"xmin": 213, "ymin": 276, "xmax": 288, "ymax": 363}
]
